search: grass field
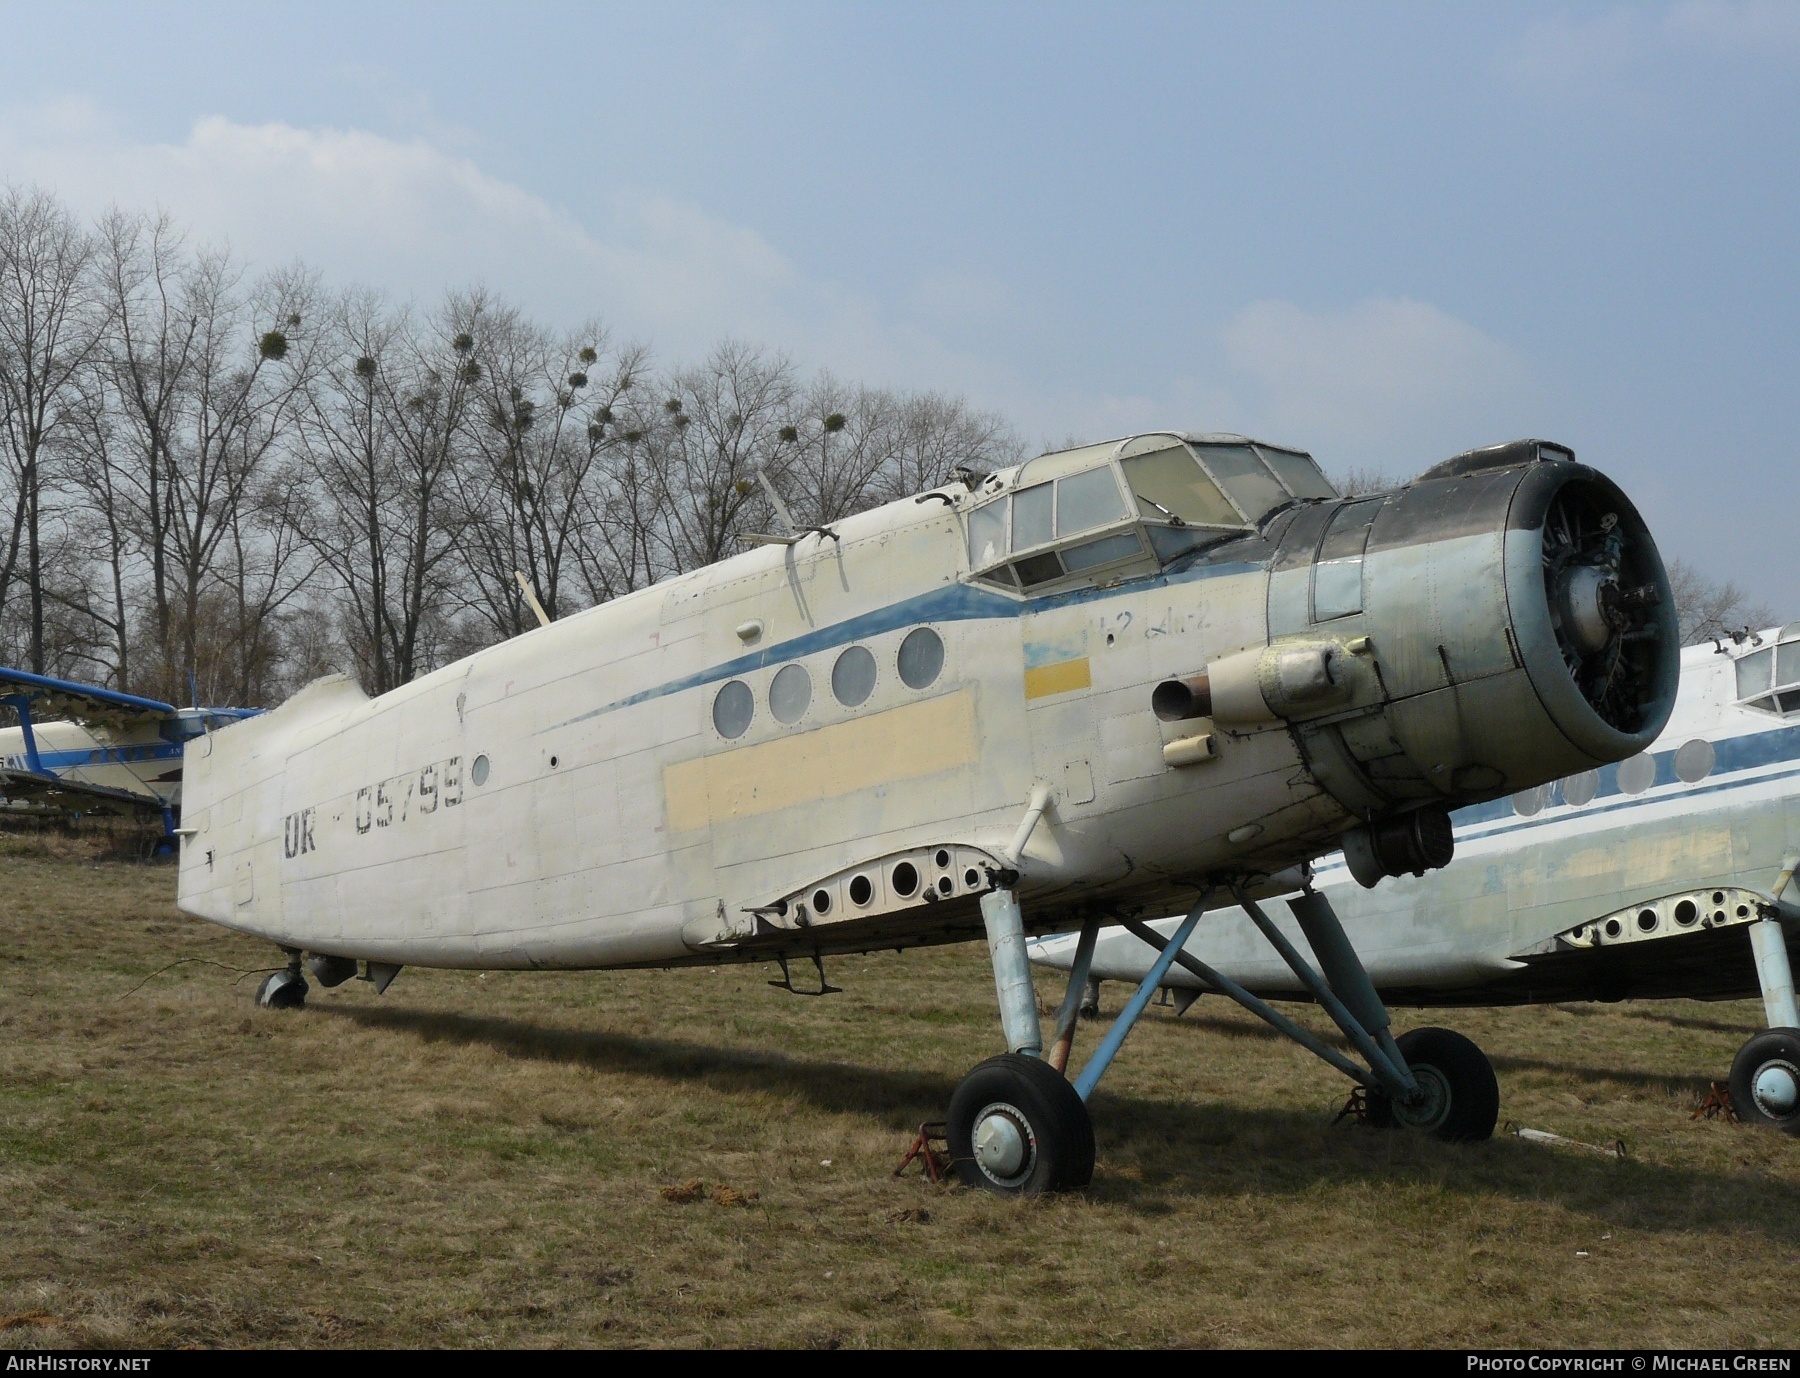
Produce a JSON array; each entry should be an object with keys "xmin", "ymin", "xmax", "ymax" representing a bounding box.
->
[{"xmin": 3, "ymin": 828, "xmax": 1798, "ymax": 1348}]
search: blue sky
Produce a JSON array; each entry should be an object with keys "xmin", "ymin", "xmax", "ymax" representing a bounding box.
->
[{"xmin": 3, "ymin": 2, "xmax": 1797, "ymax": 606}]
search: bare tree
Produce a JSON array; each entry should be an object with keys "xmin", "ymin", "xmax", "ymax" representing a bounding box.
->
[
  {"xmin": 630, "ymin": 340, "xmax": 796, "ymax": 574},
  {"xmin": 91, "ymin": 208, "xmax": 204, "ymax": 677},
  {"xmin": 1331, "ymin": 465, "xmax": 1397, "ymax": 497},
  {"xmin": 0, "ymin": 185, "xmax": 104, "ymax": 672},
  {"xmin": 453, "ymin": 308, "xmax": 647, "ymax": 640},
  {"xmin": 1667, "ymin": 556, "xmax": 1777, "ymax": 647},
  {"xmin": 867, "ymin": 389, "xmax": 1025, "ymax": 505},
  {"xmin": 55, "ymin": 367, "xmax": 137, "ymax": 685},
  {"xmin": 154, "ymin": 256, "xmax": 319, "ymax": 701}
]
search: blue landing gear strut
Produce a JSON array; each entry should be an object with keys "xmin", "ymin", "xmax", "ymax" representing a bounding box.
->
[{"xmin": 1074, "ymin": 882, "xmax": 1497, "ymax": 1144}]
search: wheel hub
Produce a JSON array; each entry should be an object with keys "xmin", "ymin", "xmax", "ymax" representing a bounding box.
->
[
  {"xmin": 1391, "ymin": 1064, "xmax": 1452, "ymax": 1133},
  {"xmin": 971, "ymin": 1103, "xmax": 1033, "ymax": 1184},
  {"xmin": 1752, "ymin": 1059, "xmax": 1800, "ymax": 1117}
]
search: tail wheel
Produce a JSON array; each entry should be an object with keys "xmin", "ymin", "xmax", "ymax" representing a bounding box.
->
[
  {"xmin": 1729, "ymin": 1028, "xmax": 1800, "ymax": 1135},
  {"xmin": 1367, "ymin": 1026, "xmax": 1499, "ymax": 1142},
  {"xmin": 255, "ymin": 969, "xmax": 308, "ymax": 1010},
  {"xmin": 947, "ymin": 1053, "xmax": 1095, "ymax": 1196}
]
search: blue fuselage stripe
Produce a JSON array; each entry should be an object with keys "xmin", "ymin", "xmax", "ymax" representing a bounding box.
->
[{"xmin": 547, "ymin": 556, "xmax": 1262, "ymax": 732}]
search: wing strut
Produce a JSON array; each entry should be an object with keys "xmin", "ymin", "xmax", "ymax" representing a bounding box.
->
[{"xmin": 1, "ymin": 693, "xmax": 43, "ymax": 773}]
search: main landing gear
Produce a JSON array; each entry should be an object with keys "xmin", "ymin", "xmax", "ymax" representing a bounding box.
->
[
  {"xmin": 951, "ymin": 865, "xmax": 1499, "ymax": 1197},
  {"xmin": 1734, "ymin": 889, "xmax": 1800, "ymax": 1135}
]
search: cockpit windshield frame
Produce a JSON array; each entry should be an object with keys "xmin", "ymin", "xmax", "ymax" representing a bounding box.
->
[
  {"xmin": 1735, "ymin": 624, "xmax": 1800, "ymax": 717},
  {"xmin": 962, "ymin": 432, "xmax": 1336, "ymax": 594}
]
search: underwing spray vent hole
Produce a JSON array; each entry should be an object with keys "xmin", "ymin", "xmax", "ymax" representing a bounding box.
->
[
  {"xmin": 848, "ymin": 875, "xmax": 874, "ymax": 907},
  {"xmin": 1738, "ymin": 905, "xmax": 1751, "ymax": 918},
  {"xmin": 1674, "ymin": 899, "xmax": 1698, "ymax": 926},
  {"xmin": 1712, "ymin": 891, "xmax": 1725, "ymax": 905},
  {"xmin": 1604, "ymin": 918, "xmax": 1623, "ymax": 938},
  {"xmin": 964, "ymin": 868, "xmax": 981, "ymax": 888},
  {"xmin": 934, "ymin": 849, "xmax": 951, "ymax": 869},
  {"xmin": 1638, "ymin": 909, "xmax": 1660, "ymax": 932},
  {"xmin": 937, "ymin": 876, "xmax": 954, "ymax": 896},
  {"xmin": 812, "ymin": 889, "xmax": 831, "ymax": 916},
  {"xmin": 892, "ymin": 862, "xmax": 919, "ymax": 897},
  {"xmin": 1714, "ymin": 911, "xmax": 1727, "ymax": 923}
]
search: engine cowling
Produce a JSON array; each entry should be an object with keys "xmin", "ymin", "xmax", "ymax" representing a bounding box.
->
[{"xmin": 1237, "ymin": 440, "xmax": 1676, "ymax": 886}]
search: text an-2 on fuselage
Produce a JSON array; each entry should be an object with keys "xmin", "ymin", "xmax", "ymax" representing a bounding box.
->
[{"xmin": 175, "ymin": 433, "xmax": 1678, "ymax": 1195}]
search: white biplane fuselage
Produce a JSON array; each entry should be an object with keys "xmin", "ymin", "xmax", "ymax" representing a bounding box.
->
[{"xmin": 175, "ymin": 435, "xmax": 1672, "ymax": 974}]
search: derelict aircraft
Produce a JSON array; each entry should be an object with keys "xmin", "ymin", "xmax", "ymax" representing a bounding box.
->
[
  {"xmin": 174, "ymin": 432, "xmax": 1678, "ymax": 1195},
  {"xmin": 1031, "ymin": 627, "xmax": 1800, "ymax": 1134},
  {"xmin": 0, "ymin": 667, "xmax": 259, "ymax": 850}
]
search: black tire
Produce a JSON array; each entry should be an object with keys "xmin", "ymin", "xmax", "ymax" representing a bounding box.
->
[
  {"xmin": 947, "ymin": 1053, "xmax": 1095, "ymax": 1196},
  {"xmin": 1729, "ymin": 1028, "xmax": 1800, "ymax": 1135},
  {"xmin": 255, "ymin": 969, "xmax": 308, "ymax": 1010},
  {"xmin": 1366, "ymin": 1026, "xmax": 1499, "ymax": 1142}
]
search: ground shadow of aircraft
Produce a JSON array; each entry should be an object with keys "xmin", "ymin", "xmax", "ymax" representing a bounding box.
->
[{"xmin": 318, "ymin": 1001, "xmax": 1800, "ymax": 1242}]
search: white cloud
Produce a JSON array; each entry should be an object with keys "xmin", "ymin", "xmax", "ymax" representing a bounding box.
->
[
  {"xmin": 0, "ymin": 99, "xmax": 995, "ymax": 393},
  {"xmin": 0, "ymin": 101, "xmax": 1551, "ymax": 468},
  {"xmin": 1206, "ymin": 297, "xmax": 1541, "ymax": 474}
]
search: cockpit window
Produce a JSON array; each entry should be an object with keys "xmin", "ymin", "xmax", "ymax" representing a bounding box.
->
[
  {"xmin": 1013, "ymin": 483, "xmax": 1054, "ymax": 549},
  {"xmin": 1121, "ymin": 445, "xmax": 1241, "ymax": 527},
  {"xmin": 967, "ymin": 498, "xmax": 1008, "ymax": 568},
  {"xmin": 1736, "ymin": 630, "xmax": 1800, "ymax": 714},
  {"xmin": 1193, "ymin": 444, "xmax": 1293, "ymax": 522},
  {"xmin": 1055, "ymin": 467, "xmax": 1128, "ymax": 536},
  {"xmin": 1257, "ymin": 446, "xmax": 1339, "ymax": 500}
]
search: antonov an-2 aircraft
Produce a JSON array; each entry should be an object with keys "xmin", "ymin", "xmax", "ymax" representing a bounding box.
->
[
  {"xmin": 1032, "ymin": 625, "xmax": 1800, "ymax": 1135},
  {"xmin": 174, "ymin": 433, "xmax": 1678, "ymax": 1195},
  {"xmin": 0, "ymin": 666, "xmax": 259, "ymax": 848}
]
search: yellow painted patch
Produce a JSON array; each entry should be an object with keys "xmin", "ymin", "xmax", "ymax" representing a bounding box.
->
[
  {"xmin": 1023, "ymin": 656, "xmax": 1092, "ymax": 700},
  {"xmin": 1510, "ymin": 826, "xmax": 1734, "ymax": 909},
  {"xmin": 663, "ymin": 689, "xmax": 978, "ymax": 833}
]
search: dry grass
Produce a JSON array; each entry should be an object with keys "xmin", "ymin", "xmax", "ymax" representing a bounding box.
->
[{"xmin": 2, "ymin": 833, "xmax": 1798, "ymax": 1348}]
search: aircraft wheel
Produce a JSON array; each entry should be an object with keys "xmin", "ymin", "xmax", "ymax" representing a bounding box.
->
[
  {"xmin": 947, "ymin": 1053, "xmax": 1094, "ymax": 1196},
  {"xmin": 1367, "ymin": 1027, "xmax": 1499, "ymax": 1142},
  {"xmin": 255, "ymin": 969, "xmax": 308, "ymax": 1010},
  {"xmin": 1729, "ymin": 1028, "xmax": 1800, "ymax": 1135}
]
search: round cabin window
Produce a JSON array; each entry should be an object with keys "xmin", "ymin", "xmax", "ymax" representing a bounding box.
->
[
  {"xmin": 769, "ymin": 663, "xmax": 812, "ymax": 724},
  {"xmin": 1511, "ymin": 786, "xmax": 1545, "ymax": 818},
  {"xmin": 471, "ymin": 754, "xmax": 490, "ymax": 786},
  {"xmin": 712, "ymin": 680, "xmax": 754, "ymax": 739},
  {"xmin": 1562, "ymin": 770, "xmax": 1599, "ymax": 807},
  {"xmin": 832, "ymin": 645, "xmax": 877, "ymax": 706},
  {"xmin": 897, "ymin": 627, "xmax": 944, "ymax": 690},
  {"xmin": 1674, "ymin": 738, "xmax": 1715, "ymax": 783},
  {"xmin": 1616, "ymin": 754, "xmax": 1656, "ymax": 795}
]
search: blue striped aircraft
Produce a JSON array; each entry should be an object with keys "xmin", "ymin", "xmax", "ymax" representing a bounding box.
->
[
  {"xmin": 175, "ymin": 435, "xmax": 1680, "ymax": 1193},
  {"xmin": 0, "ymin": 667, "xmax": 259, "ymax": 847}
]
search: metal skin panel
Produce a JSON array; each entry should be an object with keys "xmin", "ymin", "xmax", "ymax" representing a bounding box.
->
[
  {"xmin": 1035, "ymin": 637, "xmax": 1799, "ymax": 1007},
  {"xmin": 174, "ymin": 441, "xmax": 1676, "ymax": 975}
]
